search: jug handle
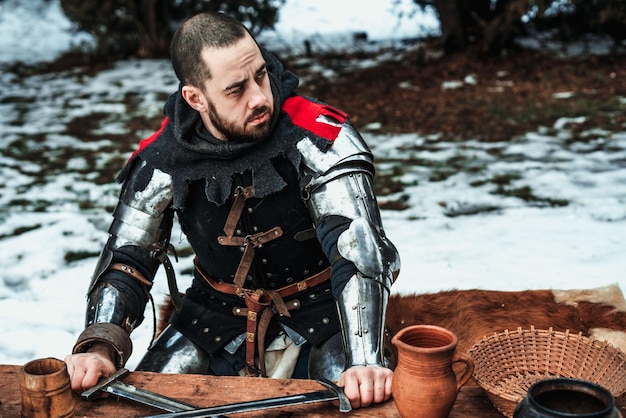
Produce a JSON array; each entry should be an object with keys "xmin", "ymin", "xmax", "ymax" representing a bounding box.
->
[{"xmin": 452, "ymin": 353, "xmax": 475, "ymax": 390}]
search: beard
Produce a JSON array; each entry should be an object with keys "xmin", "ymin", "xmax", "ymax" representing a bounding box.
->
[{"xmin": 208, "ymin": 102, "xmax": 273, "ymax": 143}]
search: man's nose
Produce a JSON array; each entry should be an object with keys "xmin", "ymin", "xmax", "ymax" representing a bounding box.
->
[{"xmin": 247, "ymin": 82, "xmax": 268, "ymax": 108}]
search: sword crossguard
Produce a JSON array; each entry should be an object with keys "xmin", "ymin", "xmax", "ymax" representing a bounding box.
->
[
  {"xmin": 81, "ymin": 368, "xmax": 130, "ymax": 400},
  {"xmin": 317, "ymin": 378, "xmax": 352, "ymax": 412}
]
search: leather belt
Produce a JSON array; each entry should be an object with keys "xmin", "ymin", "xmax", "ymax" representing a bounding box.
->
[{"xmin": 194, "ymin": 258, "xmax": 331, "ymax": 376}]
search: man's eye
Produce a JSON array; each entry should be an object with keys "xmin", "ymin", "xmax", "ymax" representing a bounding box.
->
[{"xmin": 256, "ymin": 70, "xmax": 268, "ymax": 80}]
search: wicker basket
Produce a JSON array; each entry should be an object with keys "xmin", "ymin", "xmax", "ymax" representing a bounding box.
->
[{"xmin": 468, "ymin": 326, "xmax": 626, "ymax": 417}]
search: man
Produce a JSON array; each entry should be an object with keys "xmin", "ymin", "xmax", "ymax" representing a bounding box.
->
[{"xmin": 64, "ymin": 11, "xmax": 400, "ymax": 409}]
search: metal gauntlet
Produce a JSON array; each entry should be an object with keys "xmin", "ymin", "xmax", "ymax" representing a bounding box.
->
[
  {"xmin": 298, "ymin": 120, "xmax": 400, "ymax": 369},
  {"xmin": 336, "ymin": 273, "xmax": 390, "ymax": 367}
]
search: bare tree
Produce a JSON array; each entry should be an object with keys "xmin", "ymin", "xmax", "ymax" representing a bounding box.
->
[
  {"xmin": 408, "ymin": 0, "xmax": 626, "ymax": 54},
  {"xmin": 60, "ymin": 0, "xmax": 285, "ymax": 60}
]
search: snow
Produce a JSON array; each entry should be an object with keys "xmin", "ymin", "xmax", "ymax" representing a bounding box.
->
[{"xmin": 0, "ymin": 0, "xmax": 623, "ymax": 369}]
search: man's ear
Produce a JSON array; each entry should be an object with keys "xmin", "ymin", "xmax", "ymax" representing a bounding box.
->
[{"xmin": 182, "ymin": 86, "xmax": 207, "ymax": 112}]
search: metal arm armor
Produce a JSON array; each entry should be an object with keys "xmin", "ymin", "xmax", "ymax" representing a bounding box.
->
[
  {"xmin": 85, "ymin": 160, "xmax": 174, "ymax": 332},
  {"xmin": 297, "ymin": 119, "xmax": 400, "ymax": 368}
]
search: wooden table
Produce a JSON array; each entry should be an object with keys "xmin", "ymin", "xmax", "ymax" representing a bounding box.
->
[{"xmin": 1, "ymin": 364, "xmax": 624, "ymax": 417}]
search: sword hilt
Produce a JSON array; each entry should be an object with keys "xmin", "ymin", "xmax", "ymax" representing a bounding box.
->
[{"xmin": 317, "ymin": 378, "xmax": 352, "ymax": 412}]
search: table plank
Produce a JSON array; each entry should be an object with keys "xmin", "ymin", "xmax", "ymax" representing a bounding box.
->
[{"xmin": 1, "ymin": 364, "xmax": 624, "ymax": 417}]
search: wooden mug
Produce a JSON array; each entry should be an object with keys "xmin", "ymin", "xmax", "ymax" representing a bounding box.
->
[{"xmin": 20, "ymin": 357, "xmax": 74, "ymax": 418}]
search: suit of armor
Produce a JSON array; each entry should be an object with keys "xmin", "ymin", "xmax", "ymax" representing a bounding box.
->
[{"xmin": 72, "ymin": 52, "xmax": 400, "ymax": 379}]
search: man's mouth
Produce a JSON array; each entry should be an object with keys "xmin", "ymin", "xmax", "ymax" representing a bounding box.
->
[{"xmin": 248, "ymin": 108, "xmax": 270, "ymax": 125}]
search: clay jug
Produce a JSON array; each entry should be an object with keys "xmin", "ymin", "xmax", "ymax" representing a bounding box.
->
[
  {"xmin": 20, "ymin": 357, "xmax": 74, "ymax": 418},
  {"xmin": 391, "ymin": 324, "xmax": 474, "ymax": 418},
  {"xmin": 513, "ymin": 378, "xmax": 622, "ymax": 418}
]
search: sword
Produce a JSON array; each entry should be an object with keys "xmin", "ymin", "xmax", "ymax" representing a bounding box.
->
[
  {"xmin": 82, "ymin": 368, "xmax": 198, "ymax": 413},
  {"xmin": 144, "ymin": 378, "xmax": 352, "ymax": 417},
  {"xmin": 83, "ymin": 368, "xmax": 351, "ymax": 416}
]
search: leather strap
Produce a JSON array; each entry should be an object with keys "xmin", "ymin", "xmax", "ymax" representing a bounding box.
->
[
  {"xmin": 222, "ymin": 186, "xmax": 254, "ymax": 238},
  {"xmin": 195, "ymin": 258, "xmax": 331, "ymax": 299},
  {"xmin": 73, "ymin": 323, "xmax": 133, "ymax": 369},
  {"xmin": 109, "ymin": 263, "xmax": 152, "ymax": 288},
  {"xmin": 256, "ymin": 307, "xmax": 275, "ymax": 376},
  {"xmin": 195, "ymin": 259, "xmax": 331, "ymax": 376},
  {"xmin": 107, "ymin": 262, "xmax": 159, "ymax": 346},
  {"xmin": 217, "ymin": 185, "xmax": 283, "ymax": 289},
  {"xmin": 218, "ymin": 227, "xmax": 283, "ymax": 288},
  {"xmin": 155, "ymin": 249, "xmax": 183, "ymax": 312}
]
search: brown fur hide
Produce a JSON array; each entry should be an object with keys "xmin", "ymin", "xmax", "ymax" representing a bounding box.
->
[
  {"xmin": 156, "ymin": 285, "xmax": 626, "ymax": 356},
  {"xmin": 386, "ymin": 284, "xmax": 626, "ymax": 354}
]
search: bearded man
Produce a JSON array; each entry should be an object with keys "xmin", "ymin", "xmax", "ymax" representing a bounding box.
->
[{"xmin": 64, "ymin": 11, "xmax": 400, "ymax": 409}]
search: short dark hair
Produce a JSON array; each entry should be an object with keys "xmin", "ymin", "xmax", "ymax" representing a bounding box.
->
[{"xmin": 170, "ymin": 12, "xmax": 249, "ymax": 88}]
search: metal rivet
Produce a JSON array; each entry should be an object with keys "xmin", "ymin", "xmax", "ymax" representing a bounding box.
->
[
  {"xmin": 202, "ymin": 327, "xmax": 209, "ymax": 333},
  {"xmin": 322, "ymin": 317, "xmax": 329, "ymax": 324},
  {"xmin": 215, "ymin": 336, "xmax": 221, "ymax": 342},
  {"xmin": 307, "ymin": 328, "xmax": 315, "ymax": 334},
  {"xmin": 191, "ymin": 318, "xmax": 198, "ymax": 325}
]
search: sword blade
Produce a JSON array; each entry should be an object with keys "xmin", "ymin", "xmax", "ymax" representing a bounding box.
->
[
  {"xmin": 144, "ymin": 385, "xmax": 349, "ymax": 417},
  {"xmin": 103, "ymin": 380, "xmax": 197, "ymax": 413}
]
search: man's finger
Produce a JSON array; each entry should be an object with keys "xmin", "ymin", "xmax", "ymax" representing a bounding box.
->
[{"xmin": 358, "ymin": 378, "xmax": 375, "ymax": 407}]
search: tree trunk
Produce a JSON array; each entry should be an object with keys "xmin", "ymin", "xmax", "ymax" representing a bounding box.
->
[{"xmin": 434, "ymin": 0, "xmax": 466, "ymax": 53}]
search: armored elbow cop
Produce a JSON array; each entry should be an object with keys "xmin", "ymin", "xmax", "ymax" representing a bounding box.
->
[
  {"xmin": 74, "ymin": 161, "xmax": 174, "ymax": 366},
  {"xmin": 298, "ymin": 121, "xmax": 400, "ymax": 368}
]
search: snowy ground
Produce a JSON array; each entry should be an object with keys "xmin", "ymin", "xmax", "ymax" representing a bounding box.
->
[{"xmin": 0, "ymin": 0, "xmax": 624, "ymax": 369}]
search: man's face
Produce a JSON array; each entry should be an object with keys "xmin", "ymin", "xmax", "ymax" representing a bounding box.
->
[{"xmin": 194, "ymin": 34, "xmax": 274, "ymax": 142}]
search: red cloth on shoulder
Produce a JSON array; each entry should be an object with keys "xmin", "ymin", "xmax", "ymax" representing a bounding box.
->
[
  {"xmin": 129, "ymin": 117, "xmax": 169, "ymax": 161},
  {"xmin": 282, "ymin": 96, "xmax": 347, "ymax": 141}
]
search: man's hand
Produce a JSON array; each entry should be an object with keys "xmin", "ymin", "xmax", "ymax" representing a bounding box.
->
[
  {"xmin": 64, "ymin": 343, "xmax": 116, "ymax": 395},
  {"xmin": 336, "ymin": 365, "xmax": 393, "ymax": 408}
]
